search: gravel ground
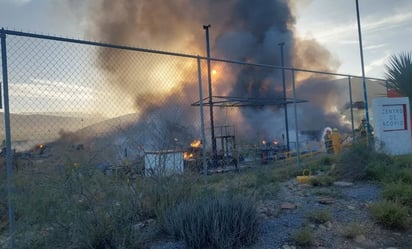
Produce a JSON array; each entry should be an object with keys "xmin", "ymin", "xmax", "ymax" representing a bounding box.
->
[
  {"xmin": 150, "ymin": 180, "xmax": 412, "ymax": 249},
  {"xmin": 246, "ymin": 180, "xmax": 382, "ymax": 249}
]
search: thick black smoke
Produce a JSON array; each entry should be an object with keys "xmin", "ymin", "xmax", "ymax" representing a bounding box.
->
[{"xmin": 77, "ymin": 0, "xmax": 346, "ymax": 142}]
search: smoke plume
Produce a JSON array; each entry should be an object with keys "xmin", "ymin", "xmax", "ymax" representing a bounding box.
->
[{"xmin": 77, "ymin": 0, "xmax": 348, "ymax": 143}]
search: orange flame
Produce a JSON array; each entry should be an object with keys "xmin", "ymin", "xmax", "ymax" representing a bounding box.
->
[
  {"xmin": 190, "ymin": 139, "xmax": 202, "ymax": 148},
  {"xmin": 183, "ymin": 152, "xmax": 194, "ymax": 160},
  {"xmin": 184, "ymin": 140, "xmax": 202, "ymax": 160}
]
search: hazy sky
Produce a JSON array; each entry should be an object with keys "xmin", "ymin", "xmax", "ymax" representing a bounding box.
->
[
  {"xmin": 295, "ymin": 0, "xmax": 412, "ymax": 79},
  {"xmin": 0, "ymin": 0, "xmax": 411, "ymax": 79}
]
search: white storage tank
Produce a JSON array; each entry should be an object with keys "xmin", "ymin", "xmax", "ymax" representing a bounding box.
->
[{"xmin": 144, "ymin": 150, "xmax": 184, "ymax": 176}]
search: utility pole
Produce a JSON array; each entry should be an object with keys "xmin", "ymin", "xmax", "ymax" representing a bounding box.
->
[
  {"xmin": 203, "ymin": 25, "xmax": 217, "ymax": 162},
  {"xmin": 355, "ymin": 0, "xmax": 371, "ymax": 142},
  {"xmin": 278, "ymin": 42, "xmax": 290, "ymax": 151}
]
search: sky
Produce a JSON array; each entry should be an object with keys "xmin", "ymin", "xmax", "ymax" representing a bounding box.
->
[
  {"xmin": 294, "ymin": 0, "xmax": 412, "ymax": 79},
  {"xmin": 0, "ymin": 0, "xmax": 411, "ymax": 79}
]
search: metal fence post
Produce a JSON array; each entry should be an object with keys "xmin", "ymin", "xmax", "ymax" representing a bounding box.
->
[
  {"xmin": 348, "ymin": 76, "xmax": 355, "ymax": 141},
  {"xmin": 1, "ymin": 28, "xmax": 15, "ymax": 249},
  {"xmin": 197, "ymin": 56, "xmax": 207, "ymax": 175},
  {"xmin": 291, "ymin": 69, "xmax": 301, "ymax": 168}
]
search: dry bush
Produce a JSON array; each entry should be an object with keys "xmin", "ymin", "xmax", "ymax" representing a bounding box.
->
[{"xmin": 160, "ymin": 196, "xmax": 259, "ymax": 249}]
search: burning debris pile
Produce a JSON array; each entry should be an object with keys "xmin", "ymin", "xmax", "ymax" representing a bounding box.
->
[
  {"xmin": 183, "ymin": 139, "xmax": 202, "ymax": 160},
  {"xmin": 260, "ymin": 138, "xmax": 286, "ymax": 164}
]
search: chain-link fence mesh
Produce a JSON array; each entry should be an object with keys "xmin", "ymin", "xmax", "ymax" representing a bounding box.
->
[
  {"xmin": 0, "ymin": 30, "xmax": 391, "ymax": 173},
  {"xmin": 1, "ymin": 32, "xmax": 211, "ymax": 173}
]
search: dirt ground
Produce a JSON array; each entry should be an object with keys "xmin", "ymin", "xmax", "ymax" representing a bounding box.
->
[{"xmin": 251, "ymin": 179, "xmax": 412, "ymax": 249}]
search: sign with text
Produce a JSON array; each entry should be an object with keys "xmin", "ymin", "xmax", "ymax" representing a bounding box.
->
[
  {"xmin": 373, "ymin": 97, "xmax": 412, "ymax": 155},
  {"xmin": 381, "ymin": 104, "xmax": 407, "ymax": 131}
]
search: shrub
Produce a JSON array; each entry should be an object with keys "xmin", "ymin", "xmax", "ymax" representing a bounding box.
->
[
  {"xmin": 367, "ymin": 156, "xmax": 412, "ymax": 183},
  {"xmin": 160, "ymin": 196, "xmax": 259, "ymax": 249},
  {"xmin": 396, "ymin": 168, "xmax": 412, "ymax": 184},
  {"xmin": 341, "ymin": 222, "xmax": 368, "ymax": 239},
  {"xmin": 272, "ymin": 165, "xmax": 301, "ymax": 181},
  {"xmin": 306, "ymin": 209, "xmax": 332, "ymax": 224},
  {"xmin": 255, "ymin": 169, "xmax": 279, "ymax": 185},
  {"xmin": 309, "ymin": 175, "xmax": 335, "ymax": 187},
  {"xmin": 242, "ymin": 170, "xmax": 279, "ymax": 199},
  {"xmin": 138, "ymin": 175, "xmax": 199, "ymax": 218},
  {"xmin": 392, "ymin": 154, "xmax": 412, "ymax": 169},
  {"xmin": 334, "ymin": 142, "xmax": 393, "ymax": 181},
  {"xmin": 366, "ymin": 160, "xmax": 393, "ymax": 181},
  {"xmin": 209, "ymin": 167, "xmax": 281, "ymax": 200},
  {"xmin": 12, "ymin": 166, "xmax": 150, "ymax": 249},
  {"xmin": 319, "ymin": 155, "xmax": 336, "ymax": 166},
  {"xmin": 291, "ymin": 226, "xmax": 314, "ymax": 246},
  {"xmin": 382, "ymin": 181, "xmax": 412, "ymax": 207},
  {"xmin": 370, "ymin": 200, "xmax": 409, "ymax": 230}
]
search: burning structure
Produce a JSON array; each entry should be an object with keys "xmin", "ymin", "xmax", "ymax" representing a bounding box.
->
[
  {"xmin": 55, "ymin": 0, "xmax": 360, "ymax": 169},
  {"xmin": 183, "ymin": 126, "xmax": 239, "ymax": 172}
]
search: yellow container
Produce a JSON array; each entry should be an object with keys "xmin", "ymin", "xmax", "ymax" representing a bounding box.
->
[{"xmin": 296, "ymin": 169, "xmax": 312, "ymax": 184}]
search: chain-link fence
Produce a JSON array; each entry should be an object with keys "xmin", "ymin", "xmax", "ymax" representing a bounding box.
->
[
  {"xmin": 1, "ymin": 30, "xmax": 209, "ymax": 172},
  {"xmin": 0, "ymin": 29, "xmax": 391, "ymax": 248},
  {"xmin": 0, "ymin": 29, "xmax": 390, "ymax": 171}
]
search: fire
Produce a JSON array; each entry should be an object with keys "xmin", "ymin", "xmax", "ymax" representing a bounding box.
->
[
  {"xmin": 39, "ymin": 144, "xmax": 44, "ymax": 148},
  {"xmin": 183, "ymin": 152, "xmax": 194, "ymax": 160},
  {"xmin": 190, "ymin": 139, "xmax": 202, "ymax": 148},
  {"xmin": 184, "ymin": 139, "xmax": 202, "ymax": 160}
]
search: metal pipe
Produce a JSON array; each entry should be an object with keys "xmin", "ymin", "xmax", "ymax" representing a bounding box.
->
[
  {"xmin": 1, "ymin": 28, "xmax": 15, "ymax": 249},
  {"xmin": 278, "ymin": 42, "xmax": 290, "ymax": 151},
  {"xmin": 203, "ymin": 25, "xmax": 217, "ymax": 162},
  {"xmin": 291, "ymin": 69, "xmax": 300, "ymax": 168},
  {"xmin": 355, "ymin": 0, "xmax": 371, "ymax": 140},
  {"xmin": 197, "ymin": 56, "xmax": 207, "ymax": 175}
]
